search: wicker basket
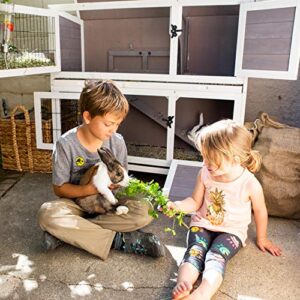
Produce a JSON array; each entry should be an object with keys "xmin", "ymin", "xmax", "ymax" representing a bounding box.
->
[{"xmin": 0, "ymin": 105, "xmax": 53, "ymax": 173}]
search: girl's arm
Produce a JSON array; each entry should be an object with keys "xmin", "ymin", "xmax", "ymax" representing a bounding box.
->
[
  {"xmin": 249, "ymin": 177, "xmax": 282, "ymax": 256},
  {"xmin": 167, "ymin": 169, "xmax": 205, "ymax": 214}
]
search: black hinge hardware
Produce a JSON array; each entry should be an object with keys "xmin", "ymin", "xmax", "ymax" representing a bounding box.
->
[
  {"xmin": 170, "ymin": 24, "xmax": 183, "ymax": 38},
  {"xmin": 162, "ymin": 116, "xmax": 174, "ymax": 128}
]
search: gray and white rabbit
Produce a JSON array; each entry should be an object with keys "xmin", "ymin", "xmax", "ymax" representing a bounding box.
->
[{"xmin": 76, "ymin": 148, "xmax": 130, "ymax": 215}]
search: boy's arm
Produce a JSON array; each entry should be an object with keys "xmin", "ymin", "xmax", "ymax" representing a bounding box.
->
[
  {"xmin": 168, "ymin": 169, "xmax": 205, "ymax": 214},
  {"xmin": 249, "ymin": 177, "xmax": 282, "ymax": 256},
  {"xmin": 53, "ymin": 182, "xmax": 98, "ymax": 199}
]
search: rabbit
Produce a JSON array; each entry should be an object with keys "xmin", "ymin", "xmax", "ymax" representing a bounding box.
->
[
  {"xmin": 75, "ymin": 148, "xmax": 130, "ymax": 215},
  {"xmin": 187, "ymin": 112, "xmax": 206, "ymax": 150}
]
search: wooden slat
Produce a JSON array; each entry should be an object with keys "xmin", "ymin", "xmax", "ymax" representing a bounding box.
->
[
  {"xmin": 242, "ymin": 54, "xmax": 290, "ymax": 71},
  {"xmin": 246, "ymin": 7, "xmax": 295, "ymax": 24},
  {"xmin": 244, "ymin": 38, "xmax": 291, "ymax": 55},
  {"xmin": 168, "ymin": 164, "xmax": 201, "ymax": 202},
  {"xmin": 245, "ymin": 22, "xmax": 294, "ymax": 39}
]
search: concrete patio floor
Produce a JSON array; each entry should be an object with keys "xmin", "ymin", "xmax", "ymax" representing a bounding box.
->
[{"xmin": 0, "ymin": 171, "xmax": 299, "ymax": 300}]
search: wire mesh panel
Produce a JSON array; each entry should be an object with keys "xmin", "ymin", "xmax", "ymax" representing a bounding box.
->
[
  {"xmin": 0, "ymin": 5, "xmax": 56, "ymax": 70},
  {"xmin": 60, "ymin": 99, "xmax": 81, "ymax": 134}
]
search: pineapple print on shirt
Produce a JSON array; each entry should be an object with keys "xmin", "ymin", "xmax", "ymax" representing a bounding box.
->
[{"xmin": 206, "ymin": 188, "xmax": 226, "ymax": 226}]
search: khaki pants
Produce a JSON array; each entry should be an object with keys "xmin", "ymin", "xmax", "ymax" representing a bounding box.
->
[{"xmin": 37, "ymin": 198, "xmax": 152, "ymax": 260}]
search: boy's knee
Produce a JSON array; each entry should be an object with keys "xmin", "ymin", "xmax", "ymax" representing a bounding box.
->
[
  {"xmin": 38, "ymin": 202, "xmax": 54, "ymax": 230},
  {"xmin": 134, "ymin": 208, "xmax": 153, "ymax": 228},
  {"xmin": 126, "ymin": 200, "xmax": 153, "ymax": 228},
  {"xmin": 37, "ymin": 201, "xmax": 72, "ymax": 231}
]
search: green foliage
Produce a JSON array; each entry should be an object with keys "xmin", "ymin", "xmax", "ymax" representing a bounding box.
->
[{"xmin": 116, "ymin": 178, "xmax": 188, "ymax": 235}]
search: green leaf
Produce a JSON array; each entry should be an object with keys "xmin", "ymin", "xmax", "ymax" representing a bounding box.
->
[{"xmin": 115, "ymin": 178, "xmax": 187, "ymax": 235}]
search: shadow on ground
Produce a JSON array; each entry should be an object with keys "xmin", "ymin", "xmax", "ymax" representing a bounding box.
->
[{"xmin": 0, "ymin": 172, "xmax": 299, "ymax": 300}]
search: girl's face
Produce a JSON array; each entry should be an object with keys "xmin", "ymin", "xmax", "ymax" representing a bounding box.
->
[
  {"xmin": 203, "ymin": 156, "xmax": 237, "ymax": 177},
  {"xmin": 84, "ymin": 111, "xmax": 124, "ymax": 141}
]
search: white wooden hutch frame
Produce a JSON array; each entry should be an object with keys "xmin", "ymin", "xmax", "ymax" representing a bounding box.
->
[{"xmin": 2, "ymin": 0, "xmax": 299, "ymax": 174}]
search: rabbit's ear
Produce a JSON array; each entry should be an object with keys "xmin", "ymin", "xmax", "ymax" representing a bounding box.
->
[
  {"xmin": 103, "ymin": 148, "xmax": 114, "ymax": 159},
  {"xmin": 98, "ymin": 148, "xmax": 116, "ymax": 171}
]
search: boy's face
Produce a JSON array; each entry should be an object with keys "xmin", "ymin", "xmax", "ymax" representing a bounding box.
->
[{"xmin": 84, "ymin": 111, "xmax": 124, "ymax": 141}]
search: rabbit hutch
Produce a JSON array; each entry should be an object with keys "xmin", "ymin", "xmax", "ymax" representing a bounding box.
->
[{"xmin": 1, "ymin": 0, "xmax": 300, "ymax": 199}]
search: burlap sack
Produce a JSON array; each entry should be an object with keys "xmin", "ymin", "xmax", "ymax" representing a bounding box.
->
[{"xmin": 246, "ymin": 113, "xmax": 300, "ymax": 220}]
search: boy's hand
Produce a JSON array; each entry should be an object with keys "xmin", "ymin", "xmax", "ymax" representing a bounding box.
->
[
  {"xmin": 256, "ymin": 238, "xmax": 282, "ymax": 256},
  {"xmin": 109, "ymin": 184, "xmax": 121, "ymax": 190}
]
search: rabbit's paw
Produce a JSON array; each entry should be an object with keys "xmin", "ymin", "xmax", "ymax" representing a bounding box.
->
[{"xmin": 116, "ymin": 206, "xmax": 129, "ymax": 215}]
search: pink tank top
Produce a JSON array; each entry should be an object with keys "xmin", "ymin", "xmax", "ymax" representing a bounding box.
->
[{"xmin": 190, "ymin": 166, "xmax": 254, "ymax": 246}]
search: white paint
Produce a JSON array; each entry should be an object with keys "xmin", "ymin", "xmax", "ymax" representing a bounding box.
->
[
  {"xmin": 13, "ymin": 254, "xmax": 33, "ymax": 275},
  {"xmin": 94, "ymin": 283, "xmax": 103, "ymax": 292},
  {"xmin": 0, "ymin": 253, "xmax": 36, "ymax": 298},
  {"xmin": 121, "ymin": 281, "xmax": 134, "ymax": 292},
  {"xmin": 238, "ymin": 296, "xmax": 264, "ymax": 300},
  {"xmin": 39, "ymin": 274, "xmax": 47, "ymax": 282},
  {"xmin": 69, "ymin": 281, "xmax": 92, "ymax": 298},
  {"xmin": 52, "ymin": 207, "xmax": 72, "ymax": 217},
  {"xmin": 23, "ymin": 279, "xmax": 38, "ymax": 292},
  {"xmin": 165, "ymin": 245, "xmax": 186, "ymax": 266},
  {"xmin": 53, "ymin": 217, "xmax": 80, "ymax": 229},
  {"xmin": 87, "ymin": 274, "xmax": 95, "ymax": 280}
]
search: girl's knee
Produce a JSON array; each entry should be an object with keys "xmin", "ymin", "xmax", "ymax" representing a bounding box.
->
[
  {"xmin": 204, "ymin": 251, "xmax": 227, "ymax": 276},
  {"xmin": 182, "ymin": 243, "xmax": 207, "ymax": 273}
]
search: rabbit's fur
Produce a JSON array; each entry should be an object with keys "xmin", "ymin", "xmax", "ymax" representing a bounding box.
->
[{"xmin": 75, "ymin": 148, "xmax": 130, "ymax": 215}]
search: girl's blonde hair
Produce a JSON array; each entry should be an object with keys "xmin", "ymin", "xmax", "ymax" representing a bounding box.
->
[
  {"xmin": 79, "ymin": 79, "xmax": 129, "ymax": 119},
  {"xmin": 197, "ymin": 119, "xmax": 261, "ymax": 173}
]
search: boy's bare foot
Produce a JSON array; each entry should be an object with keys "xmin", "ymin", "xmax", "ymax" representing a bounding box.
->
[{"xmin": 172, "ymin": 281, "xmax": 193, "ymax": 300}]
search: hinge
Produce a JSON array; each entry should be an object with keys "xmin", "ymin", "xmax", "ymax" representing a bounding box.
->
[
  {"xmin": 162, "ymin": 115, "xmax": 174, "ymax": 128},
  {"xmin": 170, "ymin": 24, "xmax": 182, "ymax": 38}
]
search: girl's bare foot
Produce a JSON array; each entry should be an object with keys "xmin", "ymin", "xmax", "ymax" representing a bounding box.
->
[{"xmin": 172, "ymin": 281, "xmax": 193, "ymax": 300}]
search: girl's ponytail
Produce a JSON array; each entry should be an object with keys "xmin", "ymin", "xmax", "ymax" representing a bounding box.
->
[{"xmin": 245, "ymin": 150, "xmax": 262, "ymax": 173}]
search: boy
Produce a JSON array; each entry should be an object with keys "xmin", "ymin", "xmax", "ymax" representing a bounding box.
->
[{"xmin": 37, "ymin": 80, "xmax": 165, "ymax": 260}]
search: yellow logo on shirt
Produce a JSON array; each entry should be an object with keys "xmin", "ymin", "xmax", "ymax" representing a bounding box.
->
[{"xmin": 75, "ymin": 156, "xmax": 85, "ymax": 167}]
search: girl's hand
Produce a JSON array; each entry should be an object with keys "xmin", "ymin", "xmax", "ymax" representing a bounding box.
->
[
  {"xmin": 256, "ymin": 238, "xmax": 282, "ymax": 256},
  {"xmin": 162, "ymin": 201, "xmax": 180, "ymax": 217},
  {"xmin": 166, "ymin": 201, "xmax": 177, "ymax": 210}
]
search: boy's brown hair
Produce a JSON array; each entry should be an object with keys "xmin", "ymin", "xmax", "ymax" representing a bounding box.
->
[{"xmin": 79, "ymin": 80, "xmax": 129, "ymax": 118}]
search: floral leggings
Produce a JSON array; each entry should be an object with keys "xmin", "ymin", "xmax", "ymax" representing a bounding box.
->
[{"xmin": 181, "ymin": 226, "xmax": 242, "ymax": 276}]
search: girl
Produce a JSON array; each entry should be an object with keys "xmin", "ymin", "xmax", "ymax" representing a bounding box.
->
[{"xmin": 167, "ymin": 119, "xmax": 281, "ymax": 300}]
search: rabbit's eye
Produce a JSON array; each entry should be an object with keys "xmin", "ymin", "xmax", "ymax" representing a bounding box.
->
[{"xmin": 116, "ymin": 171, "xmax": 122, "ymax": 177}]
